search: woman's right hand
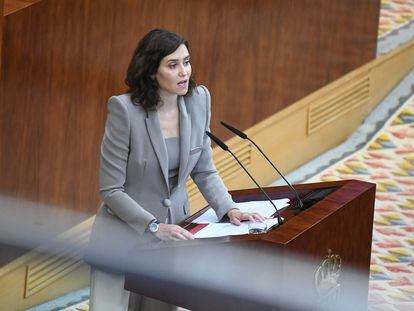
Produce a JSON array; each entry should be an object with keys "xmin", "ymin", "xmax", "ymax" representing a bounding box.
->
[{"xmin": 154, "ymin": 224, "xmax": 195, "ymax": 241}]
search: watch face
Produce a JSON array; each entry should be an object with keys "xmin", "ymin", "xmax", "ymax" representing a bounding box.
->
[{"xmin": 150, "ymin": 221, "xmax": 159, "ymax": 233}]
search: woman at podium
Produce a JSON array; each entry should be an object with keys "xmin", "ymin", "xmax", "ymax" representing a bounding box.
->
[{"xmin": 87, "ymin": 29, "xmax": 265, "ymax": 311}]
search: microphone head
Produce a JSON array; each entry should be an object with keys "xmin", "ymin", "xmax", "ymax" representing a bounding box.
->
[
  {"xmin": 220, "ymin": 121, "xmax": 248, "ymax": 139},
  {"xmin": 205, "ymin": 131, "xmax": 229, "ymax": 151}
]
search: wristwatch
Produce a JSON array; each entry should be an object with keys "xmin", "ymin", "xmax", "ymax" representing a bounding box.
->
[{"xmin": 148, "ymin": 219, "xmax": 160, "ymax": 234}]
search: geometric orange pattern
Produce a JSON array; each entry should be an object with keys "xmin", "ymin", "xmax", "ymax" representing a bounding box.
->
[
  {"xmin": 379, "ymin": 0, "xmax": 414, "ymax": 38},
  {"xmin": 307, "ymin": 95, "xmax": 414, "ymax": 310}
]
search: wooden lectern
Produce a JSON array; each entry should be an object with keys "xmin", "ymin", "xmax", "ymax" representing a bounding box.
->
[{"xmin": 124, "ymin": 180, "xmax": 375, "ymax": 310}]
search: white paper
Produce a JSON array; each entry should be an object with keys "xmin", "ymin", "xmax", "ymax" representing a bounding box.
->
[
  {"xmin": 194, "ymin": 218, "xmax": 281, "ymax": 239},
  {"xmin": 192, "ymin": 198, "xmax": 290, "ymax": 224}
]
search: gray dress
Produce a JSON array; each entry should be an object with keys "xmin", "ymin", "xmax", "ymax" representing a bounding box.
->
[
  {"xmin": 128, "ymin": 137, "xmax": 181, "ymax": 310},
  {"xmin": 90, "ymin": 137, "xmax": 181, "ymax": 311},
  {"xmin": 165, "ymin": 136, "xmax": 180, "ymax": 223}
]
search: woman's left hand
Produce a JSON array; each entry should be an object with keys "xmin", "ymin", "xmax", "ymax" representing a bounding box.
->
[{"xmin": 227, "ymin": 208, "xmax": 266, "ymax": 226}]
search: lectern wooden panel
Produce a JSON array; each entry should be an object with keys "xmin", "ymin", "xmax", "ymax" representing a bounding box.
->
[{"xmin": 124, "ymin": 180, "xmax": 375, "ymax": 310}]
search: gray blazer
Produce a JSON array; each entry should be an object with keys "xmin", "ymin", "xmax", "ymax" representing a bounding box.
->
[{"xmin": 87, "ymin": 86, "xmax": 236, "ymax": 262}]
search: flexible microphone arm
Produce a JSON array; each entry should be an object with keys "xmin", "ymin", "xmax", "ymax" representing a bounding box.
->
[
  {"xmin": 205, "ymin": 131, "xmax": 283, "ymax": 226},
  {"xmin": 220, "ymin": 121, "xmax": 304, "ymax": 210}
]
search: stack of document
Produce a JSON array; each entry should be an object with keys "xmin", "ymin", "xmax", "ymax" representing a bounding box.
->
[{"xmin": 192, "ymin": 198, "xmax": 289, "ymax": 239}]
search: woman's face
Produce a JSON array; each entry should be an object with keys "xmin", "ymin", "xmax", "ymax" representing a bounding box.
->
[{"xmin": 156, "ymin": 44, "xmax": 192, "ymax": 98}]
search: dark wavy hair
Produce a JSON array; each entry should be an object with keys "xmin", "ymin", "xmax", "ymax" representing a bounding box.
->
[{"xmin": 125, "ymin": 29, "xmax": 197, "ymax": 111}]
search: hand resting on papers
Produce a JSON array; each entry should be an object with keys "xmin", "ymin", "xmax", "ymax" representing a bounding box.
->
[
  {"xmin": 153, "ymin": 209, "xmax": 266, "ymax": 241},
  {"xmin": 226, "ymin": 208, "xmax": 266, "ymax": 226},
  {"xmin": 154, "ymin": 224, "xmax": 195, "ymax": 241}
]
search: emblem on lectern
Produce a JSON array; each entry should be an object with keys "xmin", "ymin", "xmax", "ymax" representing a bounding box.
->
[{"xmin": 314, "ymin": 249, "xmax": 342, "ymax": 300}]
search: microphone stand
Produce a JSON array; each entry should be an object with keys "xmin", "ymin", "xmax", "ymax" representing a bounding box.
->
[
  {"xmin": 220, "ymin": 121, "xmax": 304, "ymax": 211},
  {"xmin": 205, "ymin": 131, "xmax": 283, "ymax": 226}
]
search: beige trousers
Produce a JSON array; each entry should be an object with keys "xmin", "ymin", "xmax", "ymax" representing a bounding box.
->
[{"xmin": 90, "ymin": 267, "xmax": 177, "ymax": 311}]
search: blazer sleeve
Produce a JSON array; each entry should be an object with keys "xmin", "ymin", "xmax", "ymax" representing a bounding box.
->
[
  {"xmin": 190, "ymin": 86, "xmax": 237, "ymax": 220},
  {"xmin": 99, "ymin": 96, "xmax": 155, "ymax": 234}
]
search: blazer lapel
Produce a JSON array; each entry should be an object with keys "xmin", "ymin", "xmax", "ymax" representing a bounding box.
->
[
  {"xmin": 145, "ymin": 110, "xmax": 169, "ymax": 192},
  {"xmin": 178, "ymin": 96, "xmax": 191, "ymax": 184}
]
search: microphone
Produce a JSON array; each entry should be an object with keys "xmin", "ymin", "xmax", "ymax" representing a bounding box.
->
[
  {"xmin": 220, "ymin": 121, "xmax": 305, "ymax": 211},
  {"xmin": 205, "ymin": 131, "xmax": 283, "ymax": 226}
]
